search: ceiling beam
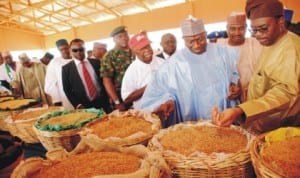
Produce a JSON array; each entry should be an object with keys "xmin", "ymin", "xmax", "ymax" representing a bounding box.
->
[{"xmin": 135, "ymin": 0, "xmax": 151, "ymax": 11}]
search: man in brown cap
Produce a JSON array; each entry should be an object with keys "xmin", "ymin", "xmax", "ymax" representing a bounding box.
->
[
  {"xmin": 140, "ymin": 16, "xmax": 240, "ymax": 127},
  {"xmin": 212, "ymin": 0, "xmax": 300, "ymax": 134},
  {"xmin": 100, "ymin": 26, "xmax": 134, "ymax": 111},
  {"xmin": 217, "ymin": 12, "xmax": 262, "ymax": 102}
]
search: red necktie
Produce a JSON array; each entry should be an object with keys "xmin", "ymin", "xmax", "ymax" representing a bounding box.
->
[{"xmin": 81, "ymin": 61, "xmax": 97, "ymax": 99}]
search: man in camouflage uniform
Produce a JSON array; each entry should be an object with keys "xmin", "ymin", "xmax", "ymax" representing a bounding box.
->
[{"xmin": 100, "ymin": 26, "xmax": 134, "ymax": 111}]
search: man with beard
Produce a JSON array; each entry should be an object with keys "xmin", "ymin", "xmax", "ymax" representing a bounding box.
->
[
  {"xmin": 100, "ymin": 26, "xmax": 134, "ymax": 111},
  {"xmin": 217, "ymin": 12, "xmax": 262, "ymax": 102},
  {"xmin": 62, "ymin": 38, "xmax": 110, "ymax": 112},
  {"xmin": 212, "ymin": 0, "xmax": 300, "ymax": 134}
]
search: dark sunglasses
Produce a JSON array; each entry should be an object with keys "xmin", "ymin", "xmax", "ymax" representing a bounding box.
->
[{"xmin": 71, "ymin": 47, "xmax": 85, "ymax": 53}]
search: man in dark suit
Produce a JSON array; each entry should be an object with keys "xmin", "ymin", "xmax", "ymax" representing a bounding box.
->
[
  {"xmin": 156, "ymin": 33, "xmax": 177, "ymax": 60},
  {"xmin": 62, "ymin": 38, "xmax": 111, "ymax": 113}
]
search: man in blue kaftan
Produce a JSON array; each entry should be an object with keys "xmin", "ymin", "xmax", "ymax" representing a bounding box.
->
[{"xmin": 140, "ymin": 17, "xmax": 241, "ymax": 127}]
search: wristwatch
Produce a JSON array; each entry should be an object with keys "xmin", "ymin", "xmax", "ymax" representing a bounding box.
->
[{"xmin": 114, "ymin": 100, "xmax": 120, "ymax": 105}]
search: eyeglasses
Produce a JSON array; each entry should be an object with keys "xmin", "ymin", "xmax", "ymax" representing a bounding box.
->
[
  {"xmin": 248, "ymin": 26, "xmax": 269, "ymax": 35},
  {"xmin": 71, "ymin": 47, "xmax": 85, "ymax": 53}
]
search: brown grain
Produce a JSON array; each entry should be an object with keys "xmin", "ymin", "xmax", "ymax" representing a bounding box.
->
[
  {"xmin": 261, "ymin": 136, "xmax": 300, "ymax": 178},
  {"xmin": 31, "ymin": 152, "xmax": 140, "ymax": 178},
  {"xmin": 88, "ymin": 116, "xmax": 152, "ymax": 138},
  {"xmin": 160, "ymin": 126, "xmax": 247, "ymax": 155}
]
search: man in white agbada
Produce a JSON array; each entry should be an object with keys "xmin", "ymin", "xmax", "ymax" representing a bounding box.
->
[
  {"xmin": 140, "ymin": 16, "xmax": 241, "ymax": 127},
  {"xmin": 44, "ymin": 39, "xmax": 73, "ymax": 109},
  {"xmin": 121, "ymin": 32, "xmax": 164, "ymax": 109}
]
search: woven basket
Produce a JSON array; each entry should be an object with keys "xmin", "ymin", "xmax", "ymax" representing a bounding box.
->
[
  {"xmin": 33, "ymin": 126, "xmax": 81, "ymax": 151},
  {"xmin": 0, "ymin": 111, "xmax": 11, "ymax": 131},
  {"xmin": 0, "ymin": 98, "xmax": 42, "ymax": 132},
  {"xmin": 149, "ymin": 121, "xmax": 254, "ymax": 178},
  {"xmin": 33, "ymin": 109, "xmax": 105, "ymax": 151},
  {"xmin": 11, "ymin": 137, "xmax": 171, "ymax": 178},
  {"xmin": 250, "ymin": 128, "xmax": 300, "ymax": 178},
  {"xmin": 80, "ymin": 109, "xmax": 161, "ymax": 147},
  {"xmin": 5, "ymin": 107, "xmax": 65, "ymax": 144}
]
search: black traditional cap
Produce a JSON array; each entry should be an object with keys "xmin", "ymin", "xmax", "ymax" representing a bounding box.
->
[
  {"xmin": 110, "ymin": 26, "xmax": 127, "ymax": 37},
  {"xmin": 55, "ymin": 39, "xmax": 68, "ymax": 47},
  {"xmin": 44, "ymin": 52, "xmax": 54, "ymax": 60},
  {"xmin": 245, "ymin": 0, "xmax": 283, "ymax": 20}
]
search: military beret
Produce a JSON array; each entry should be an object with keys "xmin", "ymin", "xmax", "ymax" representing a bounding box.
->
[
  {"xmin": 56, "ymin": 39, "xmax": 68, "ymax": 47},
  {"xmin": 245, "ymin": 0, "xmax": 283, "ymax": 20},
  {"xmin": 110, "ymin": 26, "xmax": 127, "ymax": 37}
]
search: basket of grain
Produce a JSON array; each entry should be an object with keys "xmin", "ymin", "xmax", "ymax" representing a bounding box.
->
[
  {"xmin": 148, "ymin": 121, "xmax": 254, "ymax": 178},
  {"xmin": 33, "ymin": 108, "xmax": 105, "ymax": 151},
  {"xmin": 0, "ymin": 98, "xmax": 42, "ymax": 131},
  {"xmin": 250, "ymin": 127, "xmax": 300, "ymax": 178},
  {"xmin": 80, "ymin": 109, "xmax": 161, "ymax": 147},
  {"xmin": 5, "ymin": 106, "xmax": 64, "ymax": 143},
  {"xmin": 11, "ymin": 136, "xmax": 171, "ymax": 178}
]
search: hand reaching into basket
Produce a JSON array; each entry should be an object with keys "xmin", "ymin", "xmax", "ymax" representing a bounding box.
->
[
  {"xmin": 154, "ymin": 100, "xmax": 175, "ymax": 120},
  {"xmin": 211, "ymin": 106, "xmax": 244, "ymax": 127}
]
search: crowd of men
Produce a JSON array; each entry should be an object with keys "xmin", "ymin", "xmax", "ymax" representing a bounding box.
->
[{"xmin": 0, "ymin": 0, "xmax": 299, "ymax": 135}]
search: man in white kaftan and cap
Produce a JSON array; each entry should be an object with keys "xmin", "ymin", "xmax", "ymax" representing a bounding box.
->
[
  {"xmin": 140, "ymin": 16, "xmax": 241, "ymax": 127},
  {"xmin": 44, "ymin": 39, "xmax": 73, "ymax": 109}
]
